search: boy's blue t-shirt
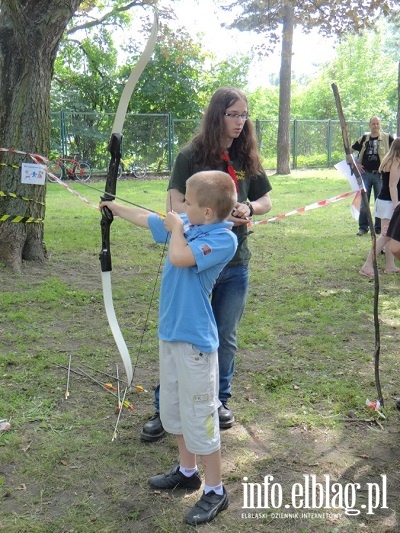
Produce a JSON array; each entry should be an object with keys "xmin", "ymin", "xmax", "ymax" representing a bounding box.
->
[{"xmin": 148, "ymin": 213, "xmax": 238, "ymax": 353}]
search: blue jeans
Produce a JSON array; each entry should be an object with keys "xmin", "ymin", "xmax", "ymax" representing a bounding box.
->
[
  {"xmin": 359, "ymin": 171, "xmax": 382, "ymax": 233},
  {"xmin": 153, "ymin": 264, "xmax": 250, "ymax": 410}
]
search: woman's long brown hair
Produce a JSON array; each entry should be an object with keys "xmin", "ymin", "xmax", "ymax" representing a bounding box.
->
[
  {"xmin": 191, "ymin": 87, "xmax": 262, "ymax": 177},
  {"xmin": 380, "ymin": 137, "xmax": 400, "ymax": 173}
]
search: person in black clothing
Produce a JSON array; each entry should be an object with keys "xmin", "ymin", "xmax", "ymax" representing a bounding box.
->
[
  {"xmin": 141, "ymin": 87, "xmax": 272, "ymax": 442},
  {"xmin": 352, "ymin": 116, "xmax": 394, "ymax": 236}
]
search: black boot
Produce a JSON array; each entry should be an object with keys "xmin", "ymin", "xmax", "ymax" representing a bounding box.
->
[
  {"xmin": 218, "ymin": 402, "xmax": 234, "ymax": 429},
  {"xmin": 140, "ymin": 412, "xmax": 165, "ymax": 442}
]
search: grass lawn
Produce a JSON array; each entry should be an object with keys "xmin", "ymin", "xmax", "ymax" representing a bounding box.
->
[{"xmin": 1, "ymin": 169, "xmax": 400, "ymax": 532}]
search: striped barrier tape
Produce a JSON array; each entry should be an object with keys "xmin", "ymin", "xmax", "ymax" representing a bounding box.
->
[
  {"xmin": 0, "ymin": 162, "xmax": 20, "ymax": 170},
  {"xmin": 0, "ymin": 214, "xmax": 43, "ymax": 223},
  {"xmin": 1, "ymin": 148, "xmax": 356, "ymax": 225},
  {"xmin": 29, "ymin": 154, "xmax": 98, "ymax": 210},
  {"xmin": 0, "ymin": 149, "xmax": 47, "ymax": 223},
  {"xmin": 0, "ymin": 149, "xmax": 47, "ymax": 218},
  {"xmin": 252, "ymin": 190, "xmax": 356, "ymax": 226},
  {"xmin": 0, "ymin": 147, "xmax": 98, "ymax": 212},
  {"xmin": 0, "ymin": 147, "xmax": 48, "ymax": 161},
  {"xmin": 0, "ymin": 190, "xmax": 45, "ymax": 206},
  {"xmin": 0, "ymin": 188, "xmax": 357, "ymax": 226}
]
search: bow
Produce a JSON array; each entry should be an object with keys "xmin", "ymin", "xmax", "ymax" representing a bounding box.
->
[
  {"xmin": 99, "ymin": 10, "xmax": 159, "ymax": 388},
  {"xmin": 331, "ymin": 83, "xmax": 383, "ymax": 408}
]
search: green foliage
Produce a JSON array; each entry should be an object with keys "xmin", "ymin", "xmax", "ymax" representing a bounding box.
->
[
  {"xmin": 124, "ymin": 25, "xmax": 207, "ymax": 117},
  {"xmin": 248, "ymin": 85, "xmax": 280, "ymax": 119},
  {"xmin": 203, "ymin": 55, "xmax": 252, "ymax": 98},
  {"xmin": 320, "ymin": 28, "xmax": 397, "ymax": 120},
  {"xmin": 283, "ymin": 19, "xmax": 398, "ymax": 122},
  {"xmin": 51, "ymin": 4, "xmax": 252, "ymax": 118}
]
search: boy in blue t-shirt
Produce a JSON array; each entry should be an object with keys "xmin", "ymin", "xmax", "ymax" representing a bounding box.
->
[{"xmin": 100, "ymin": 170, "xmax": 238, "ymax": 525}]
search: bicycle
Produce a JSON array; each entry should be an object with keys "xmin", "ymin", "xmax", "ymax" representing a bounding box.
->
[
  {"xmin": 116, "ymin": 161, "xmax": 147, "ymax": 180},
  {"xmin": 129, "ymin": 161, "xmax": 147, "ymax": 179},
  {"xmin": 47, "ymin": 154, "xmax": 92, "ymax": 182}
]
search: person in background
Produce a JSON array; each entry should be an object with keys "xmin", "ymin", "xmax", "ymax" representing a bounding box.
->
[
  {"xmin": 352, "ymin": 116, "xmax": 394, "ymax": 236},
  {"xmin": 141, "ymin": 86, "xmax": 272, "ymax": 442},
  {"xmin": 359, "ymin": 138, "xmax": 400, "ymax": 277},
  {"xmin": 101, "ymin": 170, "xmax": 238, "ymax": 525}
]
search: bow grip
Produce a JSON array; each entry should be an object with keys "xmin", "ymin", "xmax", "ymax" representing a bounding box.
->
[{"xmin": 103, "ymin": 132, "xmax": 122, "ymax": 201}]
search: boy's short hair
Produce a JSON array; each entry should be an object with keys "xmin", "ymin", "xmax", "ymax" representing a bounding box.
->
[{"xmin": 186, "ymin": 171, "xmax": 237, "ymax": 221}]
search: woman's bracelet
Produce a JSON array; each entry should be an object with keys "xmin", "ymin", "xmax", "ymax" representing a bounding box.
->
[{"xmin": 243, "ymin": 201, "xmax": 254, "ymax": 217}]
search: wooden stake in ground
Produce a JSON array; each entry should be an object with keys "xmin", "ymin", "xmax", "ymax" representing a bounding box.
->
[{"xmin": 331, "ymin": 83, "xmax": 383, "ymax": 407}]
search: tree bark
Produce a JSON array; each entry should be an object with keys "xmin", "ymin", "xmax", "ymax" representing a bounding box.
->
[
  {"xmin": 0, "ymin": 0, "xmax": 81, "ymax": 271},
  {"xmin": 397, "ymin": 61, "xmax": 400, "ymax": 137},
  {"xmin": 276, "ymin": 0, "xmax": 294, "ymax": 175}
]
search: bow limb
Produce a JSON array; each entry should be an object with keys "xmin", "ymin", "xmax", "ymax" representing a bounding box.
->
[
  {"xmin": 99, "ymin": 10, "xmax": 159, "ymax": 388},
  {"xmin": 111, "ymin": 10, "xmax": 159, "ymax": 135},
  {"xmin": 331, "ymin": 83, "xmax": 383, "ymax": 407}
]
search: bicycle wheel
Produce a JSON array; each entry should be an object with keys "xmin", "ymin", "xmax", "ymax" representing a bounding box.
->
[
  {"xmin": 131, "ymin": 162, "xmax": 147, "ymax": 179},
  {"xmin": 47, "ymin": 161, "xmax": 63, "ymax": 182},
  {"xmin": 74, "ymin": 161, "xmax": 91, "ymax": 182}
]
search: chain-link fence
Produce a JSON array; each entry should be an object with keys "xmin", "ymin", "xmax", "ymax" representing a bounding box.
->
[
  {"xmin": 50, "ymin": 111, "xmax": 397, "ymax": 174},
  {"xmin": 50, "ymin": 112, "xmax": 172, "ymax": 175}
]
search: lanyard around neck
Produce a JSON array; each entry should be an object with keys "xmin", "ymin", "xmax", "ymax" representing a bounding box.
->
[{"xmin": 221, "ymin": 151, "xmax": 239, "ymax": 192}]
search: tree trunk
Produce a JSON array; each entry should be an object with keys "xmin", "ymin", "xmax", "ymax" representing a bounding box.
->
[
  {"xmin": 0, "ymin": 0, "xmax": 81, "ymax": 272},
  {"xmin": 276, "ymin": 0, "xmax": 294, "ymax": 175},
  {"xmin": 397, "ymin": 61, "xmax": 400, "ymax": 137}
]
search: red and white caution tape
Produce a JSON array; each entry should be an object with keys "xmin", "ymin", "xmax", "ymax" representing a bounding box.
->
[
  {"xmin": 0, "ymin": 148, "xmax": 98, "ymax": 211},
  {"xmin": 0, "ymin": 147, "xmax": 48, "ymax": 161},
  {"xmin": 2, "ymin": 148, "xmax": 356, "ymax": 221},
  {"xmin": 253, "ymin": 190, "xmax": 356, "ymax": 226},
  {"xmin": 30, "ymin": 155, "xmax": 98, "ymax": 211}
]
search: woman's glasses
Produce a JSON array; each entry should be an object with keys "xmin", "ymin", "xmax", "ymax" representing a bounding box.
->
[{"xmin": 224, "ymin": 113, "xmax": 250, "ymax": 121}]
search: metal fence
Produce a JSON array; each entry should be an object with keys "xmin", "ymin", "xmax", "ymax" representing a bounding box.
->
[{"xmin": 50, "ymin": 111, "xmax": 397, "ymax": 173}]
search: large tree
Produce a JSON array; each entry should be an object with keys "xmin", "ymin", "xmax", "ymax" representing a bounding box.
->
[
  {"xmin": 0, "ymin": 0, "xmax": 155, "ymax": 272},
  {"xmin": 0, "ymin": 0, "xmax": 81, "ymax": 272},
  {"xmin": 222, "ymin": 0, "xmax": 394, "ymax": 174},
  {"xmin": 384, "ymin": 9, "xmax": 400, "ymax": 135}
]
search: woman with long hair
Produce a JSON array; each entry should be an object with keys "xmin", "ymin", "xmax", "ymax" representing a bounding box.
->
[
  {"xmin": 359, "ymin": 137, "xmax": 400, "ymax": 276},
  {"xmin": 141, "ymin": 87, "xmax": 272, "ymax": 440}
]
